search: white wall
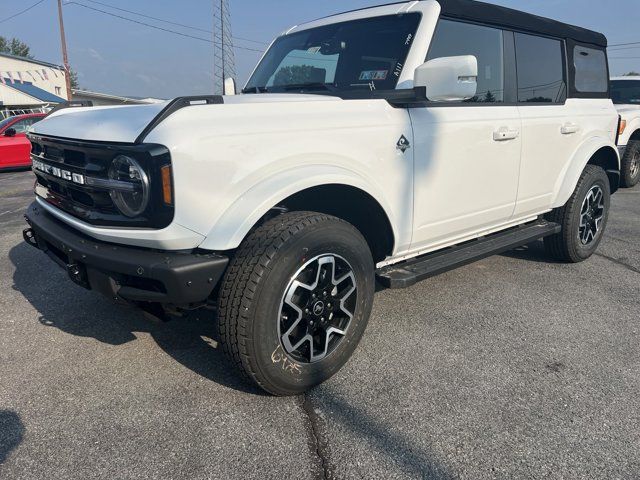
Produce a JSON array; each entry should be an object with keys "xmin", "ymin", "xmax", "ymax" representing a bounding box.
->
[{"xmin": 0, "ymin": 56, "xmax": 67, "ymax": 106}]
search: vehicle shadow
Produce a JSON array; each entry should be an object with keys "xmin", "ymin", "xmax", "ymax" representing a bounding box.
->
[
  {"xmin": 11, "ymin": 241, "xmax": 453, "ymax": 476},
  {"xmin": 9, "ymin": 242, "xmax": 262, "ymax": 395},
  {"xmin": 501, "ymin": 239, "xmax": 561, "ymax": 264},
  {"xmin": 0, "ymin": 410, "xmax": 25, "ymax": 465}
]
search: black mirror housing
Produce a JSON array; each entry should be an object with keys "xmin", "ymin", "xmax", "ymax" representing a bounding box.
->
[{"xmin": 4, "ymin": 128, "xmax": 17, "ymax": 137}]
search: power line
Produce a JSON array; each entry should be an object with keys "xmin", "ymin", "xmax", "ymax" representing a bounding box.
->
[
  {"xmin": 609, "ymin": 41, "xmax": 640, "ymax": 48},
  {"xmin": 80, "ymin": 0, "xmax": 268, "ymax": 45},
  {"xmin": 81, "ymin": 0, "xmax": 212, "ymax": 33},
  {"xmin": 65, "ymin": 1, "xmax": 265, "ymax": 53},
  {"xmin": 608, "ymin": 45, "xmax": 640, "ymax": 52},
  {"xmin": 0, "ymin": 0, "xmax": 47, "ymax": 24}
]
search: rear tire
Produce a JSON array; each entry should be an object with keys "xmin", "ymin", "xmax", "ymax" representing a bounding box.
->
[
  {"xmin": 217, "ymin": 211, "xmax": 375, "ymax": 396},
  {"xmin": 544, "ymin": 165, "xmax": 610, "ymax": 263},
  {"xmin": 621, "ymin": 140, "xmax": 640, "ymax": 188}
]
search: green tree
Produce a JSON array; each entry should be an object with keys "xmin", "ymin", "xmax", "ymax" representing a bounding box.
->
[
  {"xmin": 623, "ymin": 71, "xmax": 640, "ymax": 76},
  {"xmin": 69, "ymin": 68, "xmax": 79, "ymax": 89},
  {"xmin": 0, "ymin": 36, "xmax": 32, "ymax": 58},
  {"xmin": 483, "ymin": 90, "xmax": 496, "ymax": 103}
]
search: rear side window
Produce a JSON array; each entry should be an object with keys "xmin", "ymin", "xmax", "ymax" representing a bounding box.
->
[
  {"xmin": 515, "ymin": 33, "xmax": 566, "ymax": 103},
  {"xmin": 573, "ymin": 46, "xmax": 608, "ymax": 93},
  {"xmin": 427, "ymin": 20, "xmax": 504, "ymax": 103}
]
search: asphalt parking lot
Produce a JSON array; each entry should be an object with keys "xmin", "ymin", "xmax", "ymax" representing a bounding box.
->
[{"xmin": 1, "ymin": 169, "xmax": 639, "ymax": 480}]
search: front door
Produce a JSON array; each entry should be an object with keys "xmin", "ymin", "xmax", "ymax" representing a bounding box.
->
[{"xmin": 409, "ymin": 19, "xmax": 521, "ymax": 250}]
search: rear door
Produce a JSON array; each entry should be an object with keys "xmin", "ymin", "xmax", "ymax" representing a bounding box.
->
[
  {"xmin": 513, "ymin": 33, "xmax": 581, "ymax": 217},
  {"xmin": 410, "ymin": 20, "xmax": 522, "ymax": 249}
]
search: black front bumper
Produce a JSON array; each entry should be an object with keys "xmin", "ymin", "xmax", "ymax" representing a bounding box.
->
[{"xmin": 23, "ymin": 202, "xmax": 228, "ymax": 305}]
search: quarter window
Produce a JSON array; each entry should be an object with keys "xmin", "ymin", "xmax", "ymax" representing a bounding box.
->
[
  {"xmin": 574, "ymin": 46, "xmax": 608, "ymax": 93},
  {"xmin": 515, "ymin": 33, "xmax": 566, "ymax": 103},
  {"xmin": 427, "ymin": 20, "xmax": 504, "ymax": 103}
]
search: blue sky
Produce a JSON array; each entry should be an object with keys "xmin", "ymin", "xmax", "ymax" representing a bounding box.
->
[{"xmin": 2, "ymin": 0, "xmax": 639, "ymax": 98}]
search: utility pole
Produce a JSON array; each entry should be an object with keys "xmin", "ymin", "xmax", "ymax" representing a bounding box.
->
[
  {"xmin": 220, "ymin": 0, "xmax": 225, "ymax": 84},
  {"xmin": 213, "ymin": 0, "xmax": 236, "ymax": 94},
  {"xmin": 57, "ymin": 0, "xmax": 73, "ymax": 100}
]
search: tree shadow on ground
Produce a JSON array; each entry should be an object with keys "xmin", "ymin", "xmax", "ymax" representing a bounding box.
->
[
  {"xmin": 312, "ymin": 389, "xmax": 455, "ymax": 479},
  {"xmin": 0, "ymin": 410, "xmax": 24, "ymax": 465}
]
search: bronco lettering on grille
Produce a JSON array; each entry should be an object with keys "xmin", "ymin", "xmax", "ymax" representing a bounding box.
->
[{"xmin": 32, "ymin": 159, "xmax": 85, "ymax": 185}]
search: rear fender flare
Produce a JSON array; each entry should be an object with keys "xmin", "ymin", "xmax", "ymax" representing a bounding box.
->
[{"xmin": 552, "ymin": 137, "xmax": 619, "ymax": 208}]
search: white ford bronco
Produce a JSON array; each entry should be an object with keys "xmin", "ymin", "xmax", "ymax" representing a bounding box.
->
[
  {"xmin": 611, "ymin": 76, "xmax": 640, "ymax": 187},
  {"xmin": 24, "ymin": 0, "xmax": 620, "ymax": 395}
]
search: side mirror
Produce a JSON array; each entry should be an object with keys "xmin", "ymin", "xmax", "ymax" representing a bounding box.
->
[
  {"xmin": 4, "ymin": 128, "xmax": 16, "ymax": 137},
  {"xmin": 414, "ymin": 55, "xmax": 478, "ymax": 102},
  {"xmin": 224, "ymin": 77, "xmax": 236, "ymax": 96}
]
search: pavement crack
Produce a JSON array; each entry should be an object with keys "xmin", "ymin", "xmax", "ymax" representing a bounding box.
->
[
  {"xmin": 595, "ymin": 252, "xmax": 640, "ymax": 275},
  {"xmin": 299, "ymin": 394, "xmax": 332, "ymax": 480}
]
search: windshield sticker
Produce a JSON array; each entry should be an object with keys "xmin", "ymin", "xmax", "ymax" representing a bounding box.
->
[
  {"xmin": 359, "ymin": 70, "xmax": 388, "ymax": 81},
  {"xmin": 393, "ymin": 62, "xmax": 404, "ymax": 78}
]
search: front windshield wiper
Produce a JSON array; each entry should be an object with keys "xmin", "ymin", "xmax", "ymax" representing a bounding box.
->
[
  {"xmin": 241, "ymin": 86, "xmax": 269, "ymax": 94},
  {"xmin": 280, "ymin": 83, "xmax": 338, "ymax": 92}
]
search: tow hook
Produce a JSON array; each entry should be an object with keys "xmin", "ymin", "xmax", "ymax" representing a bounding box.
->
[
  {"xmin": 23, "ymin": 228, "xmax": 39, "ymax": 249},
  {"xmin": 67, "ymin": 263, "xmax": 90, "ymax": 289}
]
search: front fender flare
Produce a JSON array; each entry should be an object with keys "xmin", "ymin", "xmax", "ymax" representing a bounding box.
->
[
  {"xmin": 620, "ymin": 116, "xmax": 640, "ymax": 146},
  {"xmin": 551, "ymin": 137, "xmax": 619, "ymax": 209},
  {"xmin": 198, "ymin": 164, "xmax": 400, "ymax": 252}
]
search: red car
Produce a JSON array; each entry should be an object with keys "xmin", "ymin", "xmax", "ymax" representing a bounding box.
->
[{"xmin": 0, "ymin": 113, "xmax": 46, "ymax": 170}]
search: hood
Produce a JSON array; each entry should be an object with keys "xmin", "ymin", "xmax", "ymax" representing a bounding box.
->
[
  {"xmin": 30, "ymin": 93, "xmax": 340, "ymax": 144},
  {"xmin": 30, "ymin": 103, "xmax": 168, "ymax": 143},
  {"xmin": 616, "ymin": 104, "xmax": 640, "ymax": 114}
]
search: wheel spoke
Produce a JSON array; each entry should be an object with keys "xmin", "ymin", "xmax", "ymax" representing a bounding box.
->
[
  {"xmin": 578, "ymin": 185, "xmax": 606, "ymax": 246},
  {"xmin": 278, "ymin": 254, "xmax": 358, "ymax": 363}
]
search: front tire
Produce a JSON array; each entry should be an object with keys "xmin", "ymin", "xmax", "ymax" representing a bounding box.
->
[
  {"xmin": 217, "ymin": 212, "xmax": 375, "ymax": 396},
  {"xmin": 544, "ymin": 165, "xmax": 611, "ymax": 263},
  {"xmin": 621, "ymin": 140, "xmax": 640, "ymax": 188}
]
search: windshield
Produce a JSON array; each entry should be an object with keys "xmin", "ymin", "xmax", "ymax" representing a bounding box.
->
[
  {"xmin": 611, "ymin": 80, "xmax": 640, "ymax": 104},
  {"xmin": 245, "ymin": 13, "xmax": 421, "ymax": 94}
]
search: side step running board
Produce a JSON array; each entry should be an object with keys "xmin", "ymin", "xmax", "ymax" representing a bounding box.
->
[{"xmin": 376, "ymin": 219, "xmax": 561, "ymax": 289}]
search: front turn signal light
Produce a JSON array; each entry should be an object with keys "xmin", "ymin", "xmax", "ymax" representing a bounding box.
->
[
  {"xmin": 161, "ymin": 165, "xmax": 173, "ymax": 205},
  {"xmin": 619, "ymin": 119, "xmax": 627, "ymax": 136}
]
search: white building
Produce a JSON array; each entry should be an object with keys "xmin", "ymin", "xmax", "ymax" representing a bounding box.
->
[{"xmin": 0, "ymin": 52, "xmax": 68, "ymax": 118}]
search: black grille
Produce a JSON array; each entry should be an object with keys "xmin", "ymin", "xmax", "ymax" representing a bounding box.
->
[{"xmin": 28, "ymin": 135, "xmax": 174, "ymax": 229}]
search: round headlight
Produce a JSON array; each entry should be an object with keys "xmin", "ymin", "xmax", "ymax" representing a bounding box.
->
[{"xmin": 108, "ymin": 155, "xmax": 150, "ymax": 217}]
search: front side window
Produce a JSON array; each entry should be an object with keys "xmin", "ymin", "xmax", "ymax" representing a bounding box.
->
[
  {"xmin": 611, "ymin": 80, "xmax": 640, "ymax": 104},
  {"xmin": 515, "ymin": 33, "xmax": 566, "ymax": 103},
  {"xmin": 573, "ymin": 46, "xmax": 608, "ymax": 93},
  {"xmin": 427, "ymin": 19, "xmax": 504, "ymax": 103},
  {"xmin": 245, "ymin": 14, "xmax": 421, "ymax": 94}
]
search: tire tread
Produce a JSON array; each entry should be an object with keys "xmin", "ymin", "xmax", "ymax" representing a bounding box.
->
[
  {"xmin": 217, "ymin": 211, "xmax": 346, "ymax": 392},
  {"xmin": 544, "ymin": 164, "xmax": 609, "ymax": 262}
]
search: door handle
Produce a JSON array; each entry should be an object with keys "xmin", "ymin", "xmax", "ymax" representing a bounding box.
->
[
  {"xmin": 493, "ymin": 127, "xmax": 519, "ymax": 142},
  {"xmin": 561, "ymin": 123, "xmax": 580, "ymax": 135}
]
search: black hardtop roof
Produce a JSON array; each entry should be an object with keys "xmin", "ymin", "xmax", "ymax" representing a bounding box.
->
[{"xmin": 323, "ymin": 0, "xmax": 607, "ymax": 47}]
